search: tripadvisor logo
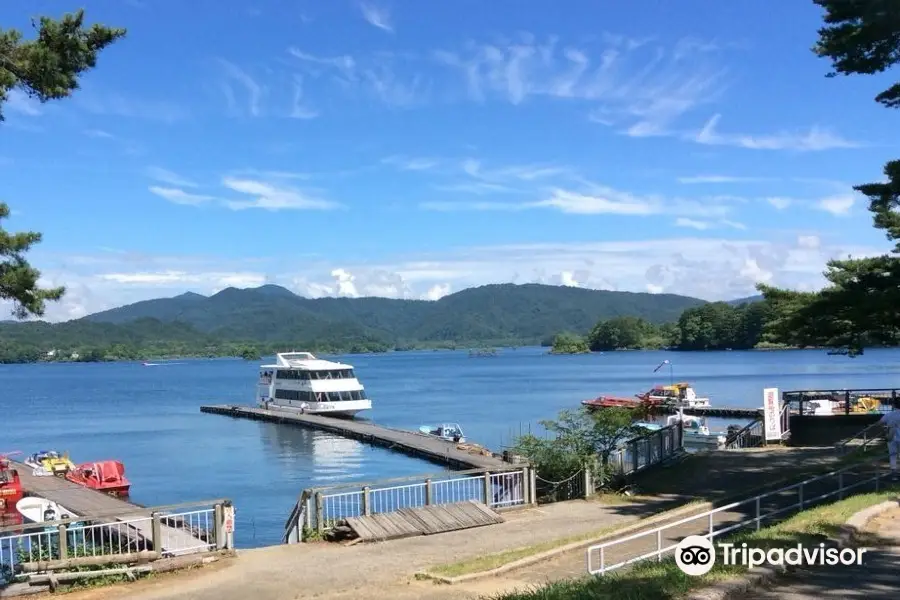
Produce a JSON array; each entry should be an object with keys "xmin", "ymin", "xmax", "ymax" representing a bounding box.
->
[{"xmin": 674, "ymin": 535, "xmax": 868, "ymax": 576}]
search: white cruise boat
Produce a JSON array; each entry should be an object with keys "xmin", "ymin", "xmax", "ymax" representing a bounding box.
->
[{"xmin": 256, "ymin": 352, "xmax": 372, "ymax": 418}]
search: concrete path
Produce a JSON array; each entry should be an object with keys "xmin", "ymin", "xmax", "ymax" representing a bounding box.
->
[
  {"xmin": 730, "ymin": 504, "xmax": 900, "ymax": 600},
  {"xmin": 55, "ymin": 448, "xmax": 885, "ymax": 600}
]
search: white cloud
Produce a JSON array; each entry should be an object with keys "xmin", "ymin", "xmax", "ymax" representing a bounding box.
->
[
  {"xmin": 218, "ymin": 59, "xmax": 265, "ymax": 117},
  {"xmin": 691, "ymin": 114, "xmax": 861, "ymax": 151},
  {"xmin": 290, "ymin": 75, "xmax": 318, "ymax": 119},
  {"xmin": 816, "ymin": 194, "xmax": 855, "ymax": 216},
  {"xmin": 146, "ymin": 167, "xmax": 198, "ymax": 188},
  {"xmin": 677, "ymin": 174, "xmax": 767, "ymax": 184},
  {"xmin": 221, "ymin": 178, "xmax": 340, "ymax": 211},
  {"xmin": 15, "ymin": 234, "xmax": 891, "ymax": 322},
  {"xmin": 675, "ymin": 218, "xmax": 711, "ymax": 230},
  {"xmin": 360, "ymin": 3, "xmax": 393, "ymax": 32},
  {"xmin": 5, "ymin": 90, "xmax": 42, "ymax": 116},
  {"xmin": 382, "ymin": 155, "xmax": 439, "ymax": 171},
  {"xmin": 532, "ymin": 189, "xmax": 656, "ymax": 215},
  {"xmin": 435, "ymin": 34, "xmax": 725, "ymax": 134},
  {"xmin": 148, "ymin": 186, "xmax": 215, "ymax": 206},
  {"xmin": 766, "ymin": 197, "xmax": 793, "ymax": 210},
  {"xmin": 84, "ymin": 129, "xmax": 115, "ymax": 139}
]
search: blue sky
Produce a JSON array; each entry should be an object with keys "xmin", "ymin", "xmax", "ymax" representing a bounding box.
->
[{"xmin": 1, "ymin": 0, "xmax": 898, "ymax": 320}]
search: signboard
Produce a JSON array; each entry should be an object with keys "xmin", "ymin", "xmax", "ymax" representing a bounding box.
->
[
  {"xmin": 763, "ymin": 387, "xmax": 782, "ymax": 441},
  {"xmin": 223, "ymin": 505, "xmax": 235, "ymax": 534}
]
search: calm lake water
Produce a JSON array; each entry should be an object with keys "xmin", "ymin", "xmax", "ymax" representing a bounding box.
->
[{"xmin": 3, "ymin": 347, "xmax": 899, "ymax": 547}]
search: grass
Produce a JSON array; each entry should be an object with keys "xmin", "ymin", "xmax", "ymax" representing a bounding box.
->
[
  {"xmin": 426, "ymin": 500, "xmax": 706, "ymax": 578},
  {"xmin": 486, "ymin": 485, "xmax": 900, "ymax": 600}
]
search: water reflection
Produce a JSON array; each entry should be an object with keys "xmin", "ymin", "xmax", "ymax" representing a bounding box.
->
[{"xmin": 256, "ymin": 422, "xmax": 364, "ymax": 484}]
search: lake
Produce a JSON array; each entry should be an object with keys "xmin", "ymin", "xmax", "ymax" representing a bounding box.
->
[{"xmin": 3, "ymin": 347, "xmax": 899, "ymax": 547}]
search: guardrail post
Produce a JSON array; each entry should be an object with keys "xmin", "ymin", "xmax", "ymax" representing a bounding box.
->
[
  {"xmin": 214, "ymin": 503, "xmax": 224, "ymax": 548},
  {"xmin": 483, "ymin": 471, "xmax": 492, "ymax": 505},
  {"xmin": 151, "ymin": 512, "xmax": 162, "ymax": 552},
  {"xmin": 362, "ymin": 486, "xmax": 371, "ymax": 516},
  {"xmin": 583, "ymin": 468, "xmax": 592, "ymax": 499},
  {"xmin": 529, "ymin": 467, "xmax": 537, "ymax": 505},
  {"xmin": 424, "ymin": 479, "xmax": 432, "ymax": 505},
  {"xmin": 656, "ymin": 530, "xmax": 662, "ymax": 561},
  {"xmin": 315, "ymin": 493, "xmax": 324, "ymax": 536},
  {"xmin": 57, "ymin": 523, "xmax": 67, "ymax": 560}
]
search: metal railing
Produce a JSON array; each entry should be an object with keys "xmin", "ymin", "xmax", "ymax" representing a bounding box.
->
[
  {"xmin": 284, "ymin": 466, "xmax": 532, "ymax": 542},
  {"xmin": 604, "ymin": 422, "xmax": 684, "ymax": 478},
  {"xmin": 836, "ymin": 422, "xmax": 886, "ymax": 455},
  {"xmin": 0, "ymin": 499, "xmax": 233, "ymax": 584},
  {"xmin": 784, "ymin": 388, "xmax": 900, "ymax": 416},
  {"xmin": 586, "ymin": 456, "xmax": 889, "ymax": 575},
  {"xmin": 725, "ymin": 403, "xmax": 790, "ymax": 449}
]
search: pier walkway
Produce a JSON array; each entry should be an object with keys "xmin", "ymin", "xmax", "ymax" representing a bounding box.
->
[
  {"xmin": 12, "ymin": 461, "xmax": 207, "ymax": 555},
  {"xmin": 201, "ymin": 404, "xmax": 510, "ymax": 470}
]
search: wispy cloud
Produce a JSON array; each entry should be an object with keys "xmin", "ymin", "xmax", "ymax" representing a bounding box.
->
[
  {"xmin": 360, "ymin": 3, "xmax": 393, "ymax": 33},
  {"xmin": 5, "ymin": 90, "xmax": 42, "ymax": 116},
  {"xmin": 675, "ymin": 217, "xmax": 747, "ymax": 230},
  {"xmin": 149, "ymin": 186, "xmax": 214, "ymax": 206},
  {"xmin": 434, "ymin": 34, "xmax": 727, "ymax": 134},
  {"xmin": 146, "ymin": 167, "xmax": 198, "ymax": 188},
  {"xmin": 382, "ymin": 155, "xmax": 439, "ymax": 170},
  {"xmin": 677, "ymin": 174, "xmax": 768, "ymax": 184},
  {"xmin": 289, "ymin": 75, "xmax": 318, "ymax": 119},
  {"xmin": 691, "ymin": 114, "xmax": 861, "ymax": 151},
  {"xmin": 83, "ymin": 129, "xmax": 115, "ymax": 139},
  {"xmin": 218, "ymin": 59, "xmax": 265, "ymax": 117},
  {"xmin": 816, "ymin": 194, "xmax": 855, "ymax": 216},
  {"xmin": 766, "ymin": 197, "xmax": 793, "ymax": 210},
  {"xmin": 419, "ymin": 201, "xmax": 526, "ymax": 211},
  {"xmin": 221, "ymin": 178, "xmax": 340, "ymax": 211}
]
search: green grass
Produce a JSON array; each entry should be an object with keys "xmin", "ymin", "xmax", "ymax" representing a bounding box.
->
[
  {"xmin": 426, "ymin": 500, "xmax": 706, "ymax": 578},
  {"xmin": 486, "ymin": 485, "xmax": 899, "ymax": 600}
]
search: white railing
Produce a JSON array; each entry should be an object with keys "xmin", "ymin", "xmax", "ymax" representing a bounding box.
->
[
  {"xmin": 586, "ymin": 456, "xmax": 888, "ymax": 574},
  {"xmin": 0, "ymin": 499, "xmax": 233, "ymax": 584},
  {"xmin": 285, "ymin": 466, "xmax": 531, "ymax": 541},
  {"xmin": 605, "ymin": 422, "xmax": 684, "ymax": 478}
]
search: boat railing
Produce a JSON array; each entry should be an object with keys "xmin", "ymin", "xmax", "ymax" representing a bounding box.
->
[
  {"xmin": 285, "ymin": 465, "xmax": 532, "ymax": 542},
  {"xmin": 0, "ymin": 498, "xmax": 234, "ymax": 585},
  {"xmin": 783, "ymin": 387, "xmax": 900, "ymax": 416}
]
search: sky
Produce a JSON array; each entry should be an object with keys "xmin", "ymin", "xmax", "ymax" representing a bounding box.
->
[{"xmin": 1, "ymin": 0, "xmax": 899, "ymax": 322}]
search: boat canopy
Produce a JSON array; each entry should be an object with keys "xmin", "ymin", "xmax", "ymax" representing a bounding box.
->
[{"xmin": 263, "ymin": 352, "xmax": 353, "ymax": 371}]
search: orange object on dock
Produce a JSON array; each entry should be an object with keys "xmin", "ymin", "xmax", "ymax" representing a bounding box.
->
[{"xmin": 65, "ymin": 460, "xmax": 131, "ymax": 497}]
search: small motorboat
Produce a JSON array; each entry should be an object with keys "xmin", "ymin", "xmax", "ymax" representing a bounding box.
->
[
  {"xmin": 0, "ymin": 453, "xmax": 24, "ymax": 515},
  {"xmin": 24, "ymin": 450, "xmax": 74, "ymax": 476},
  {"xmin": 418, "ymin": 423, "xmax": 465, "ymax": 443},
  {"xmin": 666, "ymin": 410, "xmax": 726, "ymax": 448},
  {"xmin": 16, "ymin": 498, "xmax": 84, "ymax": 537},
  {"xmin": 638, "ymin": 382, "xmax": 711, "ymax": 408},
  {"xmin": 65, "ymin": 460, "xmax": 131, "ymax": 496},
  {"xmin": 582, "ymin": 395, "xmax": 665, "ymax": 410}
]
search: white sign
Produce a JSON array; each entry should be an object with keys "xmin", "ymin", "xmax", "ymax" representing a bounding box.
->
[{"xmin": 763, "ymin": 387, "xmax": 782, "ymax": 441}]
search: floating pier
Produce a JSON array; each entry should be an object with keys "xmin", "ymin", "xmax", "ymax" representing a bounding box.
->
[
  {"xmin": 200, "ymin": 404, "xmax": 510, "ymax": 470},
  {"xmin": 658, "ymin": 405, "xmax": 761, "ymax": 419},
  {"xmin": 11, "ymin": 461, "xmax": 208, "ymax": 554}
]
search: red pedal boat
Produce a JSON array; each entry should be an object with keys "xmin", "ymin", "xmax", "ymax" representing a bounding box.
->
[
  {"xmin": 0, "ymin": 452, "xmax": 24, "ymax": 517},
  {"xmin": 65, "ymin": 460, "xmax": 131, "ymax": 497}
]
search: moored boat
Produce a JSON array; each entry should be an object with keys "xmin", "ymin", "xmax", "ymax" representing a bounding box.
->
[
  {"xmin": 582, "ymin": 395, "xmax": 665, "ymax": 410},
  {"xmin": 65, "ymin": 461, "xmax": 130, "ymax": 496},
  {"xmin": 638, "ymin": 382, "xmax": 711, "ymax": 408},
  {"xmin": 0, "ymin": 453, "xmax": 24, "ymax": 516},
  {"xmin": 24, "ymin": 450, "xmax": 74, "ymax": 476},
  {"xmin": 257, "ymin": 352, "xmax": 372, "ymax": 417},
  {"xmin": 418, "ymin": 423, "xmax": 465, "ymax": 443}
]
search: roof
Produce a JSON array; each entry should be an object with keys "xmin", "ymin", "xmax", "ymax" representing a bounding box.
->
[{"xmin": 261, "ymin": 352, "xmax": 353, "ymax": 371}]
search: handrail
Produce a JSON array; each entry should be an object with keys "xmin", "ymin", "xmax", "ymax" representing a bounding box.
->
[
  {"xmin": 586, "ymin": 454, "xmax": 888, "ymax": 574},
  {"xmin": 836, "ymin": 421, "xmax": 886, "ymax": 454}
]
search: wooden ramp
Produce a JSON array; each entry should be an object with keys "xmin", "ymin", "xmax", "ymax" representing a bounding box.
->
[{"xmin": 344, "ymin": 501, "xmax": 504, "ymax": 542}]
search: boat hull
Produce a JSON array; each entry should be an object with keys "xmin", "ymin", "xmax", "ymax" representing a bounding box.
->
[{"xmin": 259, "ymin": 399, "xmax": 371, "ymax": 418}]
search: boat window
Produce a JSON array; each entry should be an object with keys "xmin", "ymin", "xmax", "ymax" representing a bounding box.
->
[{"xmin": 359, "ymin": 389, "xmax": 367, "ymax": 400}]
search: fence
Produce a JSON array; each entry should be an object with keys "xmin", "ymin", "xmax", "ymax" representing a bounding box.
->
[
  {"xmin": 725, "ymin": 403, "xmax": 790, "ymax": 449},
  {"xmin": 586, "ymin": 455, "xmax": 889, "ymax": 575},
  {"xmin": 836, "ymin": 422, "xmax": 886, "ymax": 455},
  {"xmin": 0, "ymin": 499, "xmax": 233, "ymax": 585},
  {"xmin": 783, "ymin": 388, "xmax": 900, "ymax": 416},
  {"xmin": 284, "ymin": 466, "xmax": 532, "ymax": 542},
  {"xmin": 605, "ymin": 422, "xmax": 684, "ymax": 479}
]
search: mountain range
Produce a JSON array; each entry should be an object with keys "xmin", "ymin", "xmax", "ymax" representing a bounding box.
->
[{"xmin": 0, "ymin": 283, "xmax": 762, "ymax": 352}]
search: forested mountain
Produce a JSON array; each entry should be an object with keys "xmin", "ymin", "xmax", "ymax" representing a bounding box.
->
[{"xmin": 0, "ymin": 283, "xmax": 708, "ymax": 361}]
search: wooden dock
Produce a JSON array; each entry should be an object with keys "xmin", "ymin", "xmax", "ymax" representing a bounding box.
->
[
  {"xmin": 200, "ymin": 404, "xmax": 510, "ymax": 470},
  {"xmin": 11, "ymin": 461, "xmax": 204, "ymax": 555},
  {"xmin": 343, "ymin": 500, "xmax": 504, "ymax": 542},
  {"xmin": 659, "ymin": 405, "xmax": 761, "ymax": 418}
]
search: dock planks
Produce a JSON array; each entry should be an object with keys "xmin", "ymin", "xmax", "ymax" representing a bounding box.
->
[
  {"xmin": 344, "ymin": 500, "xmax": 504, "ymax": 542},
  {"xmin": 200, "ymin": 404, "xmax": 509, "ymax": 469},
  {"xmin": 11, "ymin": 461, "xmax": 203, "ymax": 555}
]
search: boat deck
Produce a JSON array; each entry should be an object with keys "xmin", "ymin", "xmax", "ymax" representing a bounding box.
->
[
  {"xmin": 200, "ymin": 404, "xmax": 510, "ymax": 470},
  {"xmin": 11, "ymin": 461, "xmax": 203, "ymax": 554}
]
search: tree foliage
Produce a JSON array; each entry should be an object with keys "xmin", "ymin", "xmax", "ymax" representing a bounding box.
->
[
  {"xmin": 758, "ymin": 1, "xmax": 900, "ymax": 356},
  {"xmin": 549, "ymin": 331, "xmax": 590, "ymax": 354},
  {"xmin": 0, "ymin": 10, "xmax": 125, "ymax": 318},
  {"xmin": 510, "ymin": 407, "xmax": 637, "ymax": 488}
]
